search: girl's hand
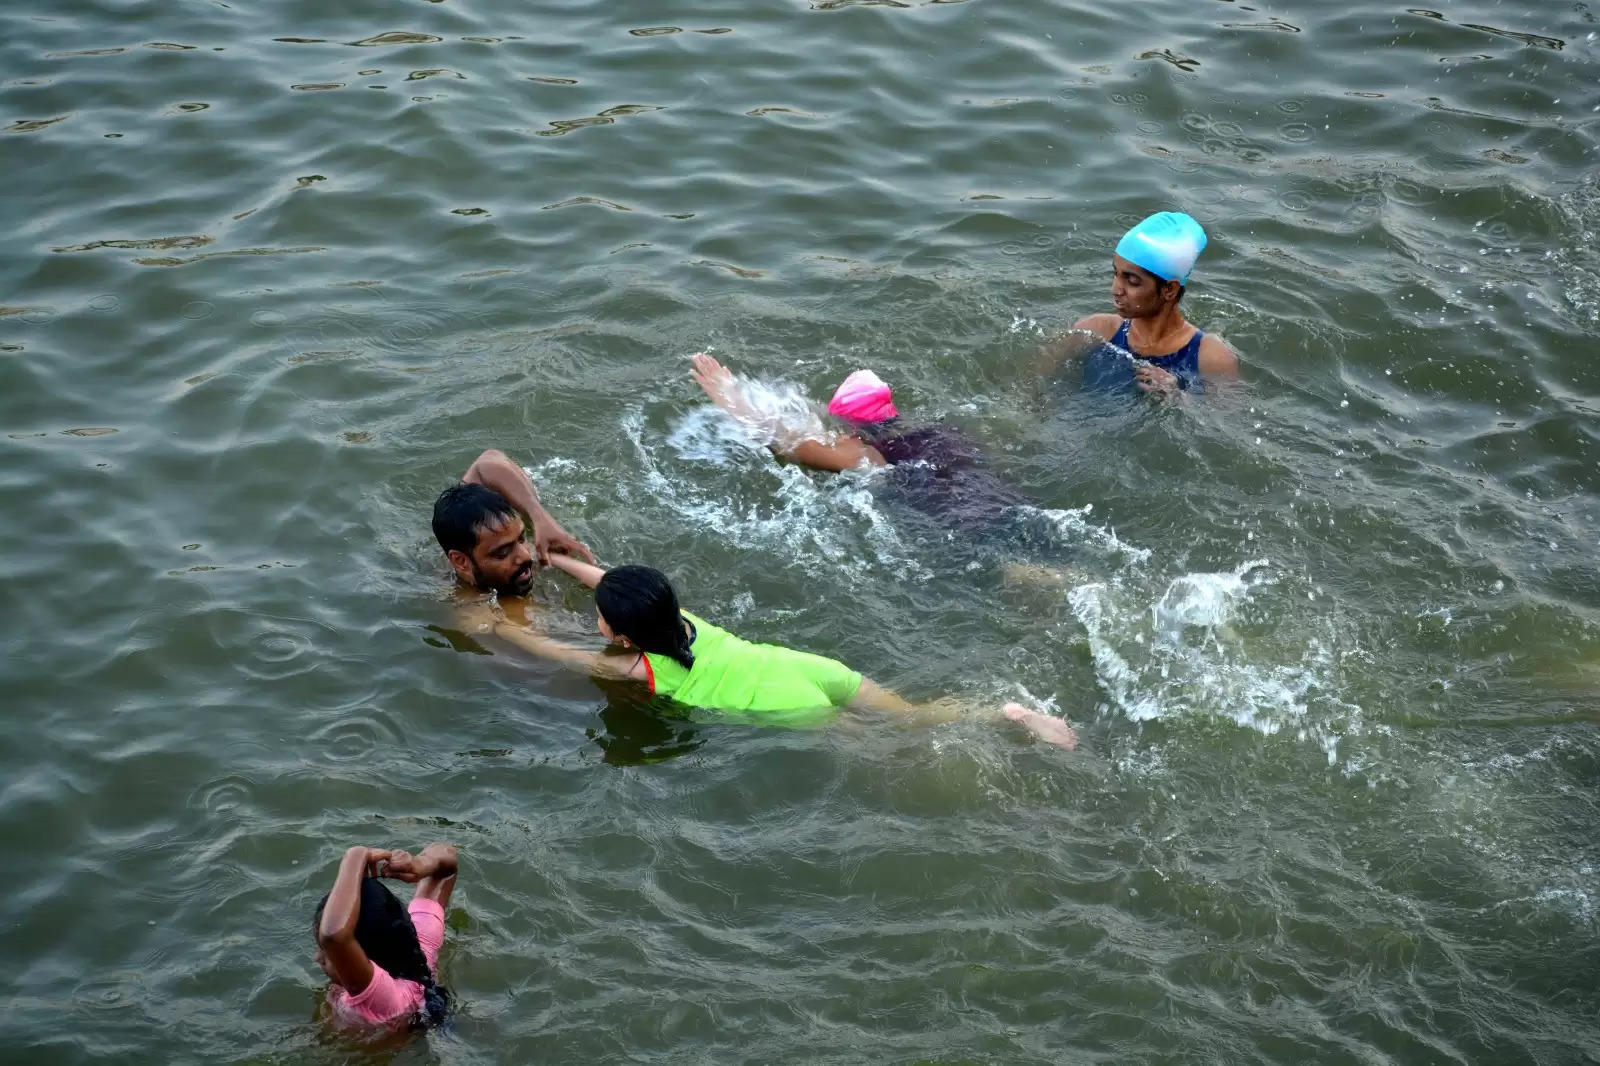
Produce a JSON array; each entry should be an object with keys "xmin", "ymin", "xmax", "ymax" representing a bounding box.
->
[
  {"xmin": 363, "ymin": 848, "xmax": 394, "ymax": 878},
  {"xmin": 1133, "ymin": 362, "xmax": 1179, "ymax": 395},
  {"xmin": 384, "ymin": 849, "xmax": 419, "ymax": 882},
  {"xmin": 691, "ymin": 353, "xmax": 736, "ymax": 406},
  {"xmin": 537, "ymin": 523, "xmax": 596, "ymax": 566}
]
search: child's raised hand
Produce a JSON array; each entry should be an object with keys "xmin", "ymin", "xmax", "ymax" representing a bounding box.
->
[
  {"xmin": 691, "ymin": 353, "xmax": 736, "ymax": 404},
  {"xmin": 383, "ymin": 849, "xmax": 420, "ymax": 882}
]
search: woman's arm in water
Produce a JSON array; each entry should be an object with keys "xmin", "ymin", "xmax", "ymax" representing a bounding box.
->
[
  {"xmin": 849, "ymin": 678, "xmax": 1078, "ymax": 748},
  {"xmin": 462, "ymin": 449, "xmax": 597, "ymax": 565},
  {"xmin": 1031, "ymin": 318, "xmax": 1119, "ymax": 379},
  {"xmin": 691, "ymin": 354, "xmax": 887, "ymax": 472},
  {"xmin": 1197, "ymin": 334, "xmax": 1240, "ymax": 379},
  {"xmin": 317, "ymin": 846, "xmax": 393, "ymax": 995}
]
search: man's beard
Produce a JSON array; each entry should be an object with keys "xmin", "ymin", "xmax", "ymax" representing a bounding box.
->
[{"xmin": 475, "ymin": 560, "xmax": 533, "ymax": 596}]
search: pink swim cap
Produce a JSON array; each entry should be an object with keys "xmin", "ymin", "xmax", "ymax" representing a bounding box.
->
[{"xmin": 827, "ymin": 369, "xmax": 898, "ymax": 424}]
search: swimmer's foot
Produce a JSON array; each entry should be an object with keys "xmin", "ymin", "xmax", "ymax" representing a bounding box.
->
[
  {"xmin": 1001, "ymin": 562, "xmax": 1088, "ymax": 590},
  {"xmin": 1002, "ymin": 702, "xmax": 1078, "ymax": 750}
]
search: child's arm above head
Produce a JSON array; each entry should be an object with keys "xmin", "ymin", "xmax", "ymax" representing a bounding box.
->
[
  {"xmin": 317, "ymin": 846, "xmax": 393, "ymax": 995},
  {"xmin": 690, "ymin": 354, "xmax": 884, "ymax": 470},
  {"xmin": 387, "ymin": 842, "xmax": 458, "ymax": 910},
  {"xmin": 690, "ymin": 353, "xmax": 757, "ymax": 421},
  {"xmin": 547, "ymin": 551, "xmax": 608, "ymax": 589}
]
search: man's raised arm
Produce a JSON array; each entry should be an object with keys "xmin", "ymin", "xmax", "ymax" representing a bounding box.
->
[{"xmin": 461, "ymin": 449, "xmax": 596, "ymax": 564}]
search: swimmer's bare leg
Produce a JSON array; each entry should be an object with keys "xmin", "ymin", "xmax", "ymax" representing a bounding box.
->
[
  {"xmin": 851, "ymin": 678, "xmax": 959, "ymax": 724},
  {"xmin": 1001, "ymin": 562, "xmax": 1077, "ymax": 589},
  {"xmin": 850, "ymin": 679, "xmax": 1078, "ymax": 749},
  {"xmin": 1002, "ymin": 702, "xmax": 1079, "ymax": 749}
]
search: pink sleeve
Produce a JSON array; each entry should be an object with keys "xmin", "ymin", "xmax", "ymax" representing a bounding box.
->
[
  {"xmin": 340, "ymin": 964, "xmax": 418, "ymax": 1024},
  {"xmin": 408, "ymin": 897, "xmax": 446, "ymax": 970}
]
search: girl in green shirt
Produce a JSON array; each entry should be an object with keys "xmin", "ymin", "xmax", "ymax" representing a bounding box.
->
[{"xmin": 474, "ymin": 552, "xmax": 1077, "ymax": 747}]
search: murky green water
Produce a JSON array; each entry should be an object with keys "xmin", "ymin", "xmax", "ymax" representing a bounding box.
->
[{"xmin": 5, "ymin": 0, "xmax": 1600, "ymax": 1062}]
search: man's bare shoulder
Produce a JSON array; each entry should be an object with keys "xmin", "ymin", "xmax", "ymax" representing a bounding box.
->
[{"xmin": 1070, "ymin": 312, "xmax": 1122, "ymax": 339}]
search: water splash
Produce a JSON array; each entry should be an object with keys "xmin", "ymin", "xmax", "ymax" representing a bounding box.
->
[
  {"xmin": 1015, "ymin": 504, "xmax": 1152, "ymax": 564},
  {"xmin": 699, "ymin": 372, "xmax": 833, "ymax": 453},
  {"xmin": 618, "ymin": 407, "xmax": 932, "ymax": 581},
  {"xmin": 1067, "ymin": 560, "xmax": 1356, "ymax": 760}
]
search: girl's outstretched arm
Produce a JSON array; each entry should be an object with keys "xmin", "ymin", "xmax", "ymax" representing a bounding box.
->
[
  {"xmin": 317, "ymin": 846, "xmax": 392, "ymax": 995},
  {"xmin": 547, "ymin": 551, "xmax": 608, "ymax": 589},
  {"xmin": 459, "ymin": 602, "xmax": 647, "ymax": 682}
]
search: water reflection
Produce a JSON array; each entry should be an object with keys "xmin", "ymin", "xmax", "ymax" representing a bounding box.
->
[{"xmin": 586, "ymin": 683, "xmax": 706, "ymax": 766}]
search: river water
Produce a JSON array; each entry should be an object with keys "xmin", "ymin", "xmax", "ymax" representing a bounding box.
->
[{"xmin": 4, "ymin": 0, "xmax": 1599, "ymax": 1062}]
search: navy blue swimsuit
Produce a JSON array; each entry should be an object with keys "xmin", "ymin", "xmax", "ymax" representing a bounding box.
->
[{"xmin": 1081, "ymin": 320, "xmax": 1204, "ymax": 392}]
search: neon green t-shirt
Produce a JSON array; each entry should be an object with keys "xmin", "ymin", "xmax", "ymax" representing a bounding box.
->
[{"xmin": 642, "ymin": 611, "xmax": 862, "ymax": 723}]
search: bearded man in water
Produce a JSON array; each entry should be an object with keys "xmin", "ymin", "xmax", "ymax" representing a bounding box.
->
[
  {"xmin": 431, "ymin": 449, "xmax": 594, "ymax": 596},
  {"xmin": 1053, "ymin": 211, "xmax": 1240, "ymax": 393}
]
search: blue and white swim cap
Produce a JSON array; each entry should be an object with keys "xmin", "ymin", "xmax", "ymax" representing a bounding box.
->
[{"xmin": 1114, "ymin": 211, "xmax": 1207, "ymax": 284}]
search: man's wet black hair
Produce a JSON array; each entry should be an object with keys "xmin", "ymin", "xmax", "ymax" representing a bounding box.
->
[
  {"xmin": 432, "ymin": 483, "xmax": 519, "ymax": 556},
  {"xmin": 595, "ymin": 566, "xmax": 695, "ymax": 670},
  {"xmin": 313, "ymin": 878, "xmax": 451, "ymax": 1029}
]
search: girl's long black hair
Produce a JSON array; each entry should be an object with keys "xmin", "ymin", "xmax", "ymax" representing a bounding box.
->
[
  {"xmin": 596, "ymin": 565, "xmax": 694, "ymax": 670},
  {"xmin": 315, "ymin": 878, "xmax": 450, "ymax": 1029}
]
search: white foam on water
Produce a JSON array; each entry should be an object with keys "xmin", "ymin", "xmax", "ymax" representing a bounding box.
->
[
  {"xmin": 694, "ymin": 372, "xmax": 832, "ymax": 453},
  {"xmin": 1016, "ymin": 504, "xmax": 1153, "ymax": 564},
  {"xmin": 619, "ymin": 406, "xmax": 932, "ymax": 582},
  {"xmin": 1066, "ymin": 560, "xmax": 1355, "ymax": 759},
  {"xmin": 1553, "ymin": 177, "xmax": 1600, "ymax": 326}
]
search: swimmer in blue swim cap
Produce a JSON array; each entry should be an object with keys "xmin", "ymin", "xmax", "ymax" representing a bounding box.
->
[{"xmin": 1048, "ymin": 212, "xmax": 1240, "ymax": 394}]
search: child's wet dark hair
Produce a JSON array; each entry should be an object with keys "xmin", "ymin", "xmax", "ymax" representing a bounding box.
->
[
  {"xmin": 595, "ymin": 565, "xmax": 695, "ymax": 670},
  {"xmin": 313, "ymin": 878, "xmax": 450, "ymax": 1029}
]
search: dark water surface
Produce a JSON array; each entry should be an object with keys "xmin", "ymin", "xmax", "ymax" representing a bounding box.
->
[{"xmin": 5, "ymin": 0, "xmax": 1600, "ymax": 1062}]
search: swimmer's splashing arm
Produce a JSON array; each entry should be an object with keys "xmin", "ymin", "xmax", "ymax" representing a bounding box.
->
[{"xmin": 690, "ymin": 353, "xmax": 886, "ymax": 471}]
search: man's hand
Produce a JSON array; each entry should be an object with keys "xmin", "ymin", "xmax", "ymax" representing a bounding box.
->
[
  {"xmin": 691, "ymin": 353, "xmax": 737, "ymax": 408},
  {"xmin": 1134, "ymin": 362, "xmax": 1179, "ymax": 396},
  {"xmin": 534, "ymin": 520, "xmax": 595, "ymax": 567}
]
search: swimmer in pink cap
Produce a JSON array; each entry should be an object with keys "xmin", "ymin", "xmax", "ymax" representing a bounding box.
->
[
  {"xmin": 691, "ymin": 352, "xmax": 1035, "ymax": 528},
  {"xmin": 826, "ymin": 369, "xmax": 899, "ymax": 425},
  {"xmin": 1040, "ymin": 210, "xmax": 1239, "ymax": 395},
  {"xmin": 693, "ymin": 353, "xmax": 991, "ymax": 478}
]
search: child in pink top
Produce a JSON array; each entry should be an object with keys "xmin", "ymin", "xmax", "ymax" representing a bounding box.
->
[{"xmin": 313, "ymin": 842, "xmax": 458, "ymax": 1029}]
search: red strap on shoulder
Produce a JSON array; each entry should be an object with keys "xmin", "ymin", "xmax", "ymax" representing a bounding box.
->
[{"xmin": 639, "ymin": 653, "xmax": 655, "ymax": 694}]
